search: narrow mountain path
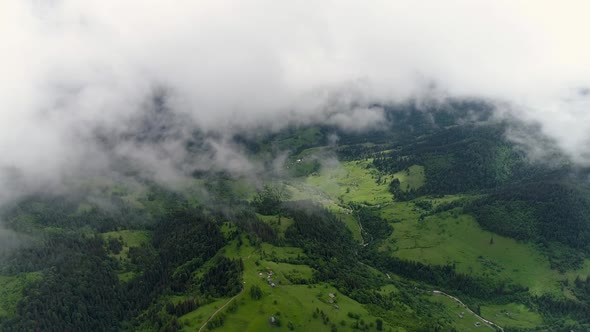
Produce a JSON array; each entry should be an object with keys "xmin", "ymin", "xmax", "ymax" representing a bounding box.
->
[
  {"xmin": 429, "ymin": 290, "xmax": 504, "ymax": 332},
  {"xmin": 198, "ymin": 248, "xmax": 255, "ymax": 332},
  {"xmin": 197, "ymin": 287, "xmax": 244, "ymax": 332}
]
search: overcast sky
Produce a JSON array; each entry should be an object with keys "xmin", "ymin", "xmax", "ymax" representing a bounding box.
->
[{"xmin": 1, "ymin": 0, "xmax": 590, "ymax": 197}]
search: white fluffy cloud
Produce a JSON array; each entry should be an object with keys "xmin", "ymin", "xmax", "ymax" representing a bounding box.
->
[{"xmin": 1, "ymin": 0, "xmax": 590, "ymax": 195}]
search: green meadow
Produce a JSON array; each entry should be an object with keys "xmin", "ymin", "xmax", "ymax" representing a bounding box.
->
[
  {"xmin": 101, "ymin": 229, "xmax": 152, "ymax": 261},
  {"xmin": 392, "ymin": 165, "xmax": 425, "ymax": 192},
  {"xmin": 179, "ymin": 298, "xmax": 230, "ymax": 331},
  {"xmin": 381, "ymin": 205, "xmax": 590, "ymax": 296},
  {"xmin": 429, "ymin": 295, "xmax": 490, "ymax": 331},
  {"xmin": 305, "ymin": 160, "xmax": 393, "ymax": 205},
  {"xmin": 0, "ymin": 272, "xmax": 42, "ymax": 318},
  {"xmin": 177, "ymin": 236, "xmax": 398, "ymax": 332},
  {"xmin": 259, "ymin": 243, "xmax": 306, "ymax": 261},
  {"xmin": 101, "ymin": 230, "xmax": 152, "ymax": 281},
  {"xmin": 480, "ymin": 303, "xmax": 543, "ymax": 329},
  {"xmin": 257, "ymin": 214, "xmax": 295, "ymax": 239},
  {"xmin": 217, "ymin": 283, "xmax": 399, "ymax": 332},
  {"xmin": 273, "ymin": 159, "xmax": 588, "ymax": 330},
  {"xmin": 305, "ymin": 160, "xmax": 590, "ymax": 300}
]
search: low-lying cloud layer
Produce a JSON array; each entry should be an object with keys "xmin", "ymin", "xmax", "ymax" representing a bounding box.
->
[{"xmin": 1, "ymin": 0, "xmax": 590, "ymax": 199}]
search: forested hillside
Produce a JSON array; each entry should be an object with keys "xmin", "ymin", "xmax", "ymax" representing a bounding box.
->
[{"xmin": 1, "ymin": 103, "xmax": 589, "ymax": 332}]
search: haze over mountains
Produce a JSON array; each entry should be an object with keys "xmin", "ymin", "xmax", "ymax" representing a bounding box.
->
[
  {"xmin": 2, "ymin": 3, "xmax": 590, "ymax": 331},
  {"xmin": 2, "ymin": 0, "xmax": 590, "ymax": 204}
]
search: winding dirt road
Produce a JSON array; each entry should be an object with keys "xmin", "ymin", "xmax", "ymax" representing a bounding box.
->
[
  {"xmin": 427, "ymin": 289, "xmax": 504, "ymax": 331},
  {"xmin": 197, "ymin": 287, "xmax": 244, "ymax": 332}
]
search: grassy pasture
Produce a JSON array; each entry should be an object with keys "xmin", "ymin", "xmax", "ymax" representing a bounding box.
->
[
  {"xmin": 257, "ymin": 214, "xmax": 294, "ymax": 238},
  {"xmin": 381, "ymin": 206, "xmax": 590, "ymax": 296},
  {"xmin": 101, "ymin": 230, "xmax": 151, "ymax": 261},
  {"xmin": 305, "ymin": 160, "xmax": 393, "ymax": 205},
  {"xmin": 429, "ymin": 294, "xmax": 504, "ymax": 331},
  {"xmin": 0, "ymin": 272, "xmax": 42, "ymax": 318},
  {"xmin": 217, "ymin": 283, "xmax": 400, "ymax": 332},
  {"xmin": 392, "ymin": 165, "xmax": 425, "ymax": 192},
  {"xmin": 480, "ymin": 303, "xmax": 543, "ymax": 329},
  {"xmin": 178, "ymin": 236, "xmax": 397, "ymax": 332},
  {"xmin": 259, "ymin": 243, "xmax": 306, "ymax": 261},
  {"xmin": 101, "ymin": 230, "xmax": 151, "ymax": 282},
  {"xmin": 256, "ymin": 261, "xmax": 314, "ymax": 284},
  {"xmin": 179, "ymin": 298, "xmax": 230, "ymax": 331}
]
